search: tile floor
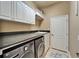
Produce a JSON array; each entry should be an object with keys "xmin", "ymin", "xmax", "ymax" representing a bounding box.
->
[{"xmin": 45, "ymin": 49, "xmax": 70, "ymax": 58}]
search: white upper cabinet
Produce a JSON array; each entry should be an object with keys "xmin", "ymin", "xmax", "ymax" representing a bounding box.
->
[
  {"xmin": 28, "ymin": 7, "xmax": 35, "ymax": 24},
  {"xmin": 24, "ymin": 4, "xmax": 35, "ymax": 24},
  {"xmin": 0, "ymin": 1, "xmax": 12, "ymax": 20},
  {"xmin": 0, "ymin": 1, "xmax": 35, "ymax": 24},
  {"xmin": 11, "ymin": 2, "xmax": 17, "ymax": 19},
  {"xmin": 15, "ymin": 2, "xmax": 35, "ymax": 24},
  {"xmin": 21, "ymin": 2, "xmax": 32, "ymax": 23}
]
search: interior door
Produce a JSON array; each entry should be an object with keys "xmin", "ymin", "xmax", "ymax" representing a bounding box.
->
[{"xmin": 50, "ymin": 15, "xmax": 68, "ymax": 51}]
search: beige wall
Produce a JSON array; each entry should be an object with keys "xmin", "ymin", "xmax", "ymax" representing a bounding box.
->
[
  {"xmin": 0, "ymin": 18, "xmax": 47, "ymax": 32},
  {"xmin": 39, "ymin": 19, "xmax": 50, "ymax": 30},
  {"xmin": 42, "ymin": 2, "xmax": 70, "ymax": 30},
  {"xmin": 42, "ymin": 1, "xmax": 70, "ymax": 49},
  {"xmin": 69, "ymin": 1, "xmax": 79, "ymax": 57},
  {"xmin": 0, "ymin": 20, "xmax": 34, "ymax": 32},
  {"xmin": 43, "ymin": 2, "xmax": 70, "ymax": 17}
]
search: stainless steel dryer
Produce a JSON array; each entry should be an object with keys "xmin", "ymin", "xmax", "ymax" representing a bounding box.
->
[
  {"xmin": 3, "ymin": 41, "xmax": 35, "ymax": 58},
  {"xmin": 34, "ymin": 36, "xmax": 45, "ymax": 58}
]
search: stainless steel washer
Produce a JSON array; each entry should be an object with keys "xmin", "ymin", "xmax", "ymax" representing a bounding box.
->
[
  {"xmin": 3, "ymin": 41, "xmax": 35, "ymax": 58},
  {"xmin": 34, "ymin": 36, "xmax": 45, "ymax": 58},
  {"xmin": 21, "ymin": 41, "xmax": 34, "ymax": 58}
]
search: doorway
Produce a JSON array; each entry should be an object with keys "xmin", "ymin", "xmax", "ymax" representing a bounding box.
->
[{"xmin": 50, "ymin": 15, "xmax": 69, "ymax": 51}]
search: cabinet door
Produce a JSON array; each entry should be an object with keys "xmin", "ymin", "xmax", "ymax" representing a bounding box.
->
[
  {"xmin": 12, "ymin": 1, "xmax": 35, "ymax": 24},
  {"xmin": 22, "ymin": 3, "xmax": 29, "ymax": 23},
  {"xmin": 11, "ymin": 1, "xmax": 17, "ymax": 19},
  {"xmin": 29, "ymin": 7, "xmax": 35, "ymax": 24},
  {"xmin": 16, "ymin": 2, "xmax": 24, "ymax": 21},
  {"xmin": 26, "ymin": 6, "xmax": 35, "ymax": 24},
  {"xmin": 22, "ymin": 3, "xmax": 35, "ymax": 24},
  {"xmin": 23, "ymin": 4, "xmax": 32, "ymax": 24},
  {"xmin": 0, "ymin": 1, "xmax": 12, "ymax": 18},
  {"xmin": 12, "ymin": 1, "xmax": 24, "ymax": 22}
]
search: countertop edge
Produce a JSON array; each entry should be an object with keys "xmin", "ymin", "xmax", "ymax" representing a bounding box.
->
[{"xmin": 0, "ymin": 30, "xmax": 50, "ymax": 36}]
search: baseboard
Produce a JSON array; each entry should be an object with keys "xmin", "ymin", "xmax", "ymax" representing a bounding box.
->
[{"xmin": 52, "ymin": 48, "xmax": 68, "ymax": 53}]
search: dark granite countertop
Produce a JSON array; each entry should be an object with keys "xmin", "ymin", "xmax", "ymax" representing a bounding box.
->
[{"xmin": 0, "ymin": 32, "xmax": 48, "ymax": 49}]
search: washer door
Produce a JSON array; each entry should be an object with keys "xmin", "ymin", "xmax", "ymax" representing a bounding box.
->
[
  {"xmin": 38, "ymin": 42, "xmax": 45, "ymax": 58},
  {"xmin": 21, "ymin": 41, "xmax": 34, "ymax": 58}
]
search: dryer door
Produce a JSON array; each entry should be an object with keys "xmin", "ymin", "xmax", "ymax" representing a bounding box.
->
[
  {"xmin": 21, "ymin": 50, "xmax": 34, "ymax": 58},
  {"xmin": 38, "ymin": 42, "xmax": 45, "ymax": 58}
]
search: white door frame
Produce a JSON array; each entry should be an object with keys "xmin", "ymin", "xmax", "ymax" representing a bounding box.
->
[{"xmin": 50, "ymin": 15, "xmax": 69, "ymax": 51}]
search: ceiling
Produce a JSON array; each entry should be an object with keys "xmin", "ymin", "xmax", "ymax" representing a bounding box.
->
[{"xmin": 33, "ymin": 1, "xmax": 61, "ymax": 9}]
